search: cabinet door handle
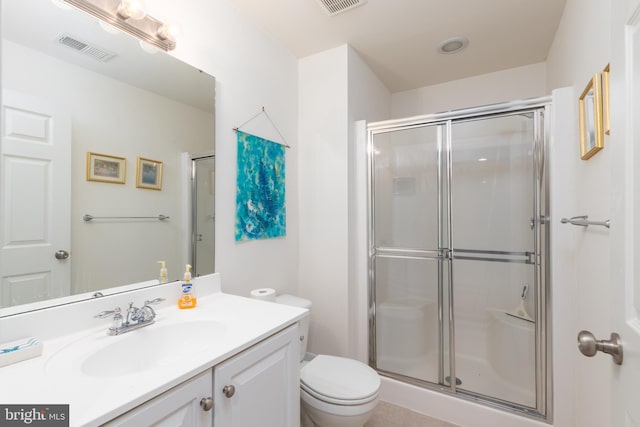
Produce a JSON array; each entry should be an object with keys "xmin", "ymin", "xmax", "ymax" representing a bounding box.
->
[
  {"xmin": 200, "ymin": 397, "xmax": 214, "ymax": 411},
  {"xmin": 223, "ymin": 385, "xmax": 236, "ymax": 398}
]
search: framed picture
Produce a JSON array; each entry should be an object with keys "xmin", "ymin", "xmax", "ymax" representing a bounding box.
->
[
  {"xmin": 86, "ymin": 152, "xmax": 126, "ymax": 184},
  {"xmin": 578, "ymin": 74, "xmax": 605, "ymax": 160},
  {"xmin": 602, "ymin": 63, "xmax": 610, "ymax": 135},
  {"xmin": 136, "ymin": 157, "xmax": 163, "ymax": 190}
]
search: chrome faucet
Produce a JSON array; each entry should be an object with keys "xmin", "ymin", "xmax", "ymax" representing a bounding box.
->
[{"xmin": 95, "ymin": 298, "xmax": 165, "ymax": 335}]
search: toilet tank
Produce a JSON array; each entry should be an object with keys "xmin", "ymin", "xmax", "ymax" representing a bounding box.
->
[{"xmin": 276, "ymin": 294, "xmax": 311, "ymax": 361}]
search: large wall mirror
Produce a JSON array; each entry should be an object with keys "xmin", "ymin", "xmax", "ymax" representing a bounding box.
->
[{"xmin": 0, "ymin": 0, "xmax": 216, "ymax": 316}]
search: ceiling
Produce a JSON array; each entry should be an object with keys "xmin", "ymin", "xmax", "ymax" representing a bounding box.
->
[{"xmin": 229, "ymin": 0, "xmax": 567, "ymax": 93}]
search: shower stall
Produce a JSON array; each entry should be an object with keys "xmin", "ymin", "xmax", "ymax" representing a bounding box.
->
[{"xmin": 367, "ymin": 98, "xmax": 550, "ymax": 419}]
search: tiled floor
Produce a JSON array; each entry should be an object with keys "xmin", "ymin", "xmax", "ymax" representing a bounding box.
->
[{"xmin": 364, "ymin": 401, "xmax": 460, "ymax": 427}]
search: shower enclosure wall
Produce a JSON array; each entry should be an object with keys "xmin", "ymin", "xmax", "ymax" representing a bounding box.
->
[{"xmin": 368, "ymin": 98, "xmax": 550, "ymax": 419}]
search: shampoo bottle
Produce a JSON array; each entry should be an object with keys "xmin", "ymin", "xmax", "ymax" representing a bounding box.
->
[
  {"xmin": 157, "ymin": 261, "xmax": 168, "ymax": 284},
  {"xmin": 178, "ymin": 264, "xmax": 197, "ymax": 309}
]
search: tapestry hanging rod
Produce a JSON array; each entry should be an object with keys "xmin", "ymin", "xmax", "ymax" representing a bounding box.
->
[
  {"xmin": 233, "ymin": 106, "xmax": 291, "ymax": 148},
  {"xmin": 560, "ymin": 215, "xmax": 610, "ymax": 229},
  {"xmin": 83, "ymin": 214, "xmax": 170, "ymax": 222}
]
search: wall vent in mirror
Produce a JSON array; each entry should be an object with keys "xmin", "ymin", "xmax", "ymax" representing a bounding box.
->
[
  {"xmin": 62, "ymin": 0, "xmax": 176, "ymax": 51},
  {"xmin": 58, "ymin": 33, "xmax": 117, "ymax": 62}
]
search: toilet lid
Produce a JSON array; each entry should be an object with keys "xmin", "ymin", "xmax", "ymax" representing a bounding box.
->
[{"xmin": 300, "ymin": 355, "xmax": 380, "ymax": 403}]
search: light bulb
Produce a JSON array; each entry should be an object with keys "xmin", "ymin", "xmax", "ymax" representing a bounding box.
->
[
  {"xmin": 116, "ymin": 0, "xmax": 146, "ymax": 20},
  {"xmin": 156, "ymin": 23, "xmax": 180, "ymax": 42}
]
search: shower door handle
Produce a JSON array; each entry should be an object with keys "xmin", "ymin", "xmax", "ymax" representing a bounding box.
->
[
  {"xmin": 530, "ymin": 215, "xmax": 549, "ymax": 229},
  {"xmin": 577, "ymin": 330, "xmax": 623, "ymax": 365}
]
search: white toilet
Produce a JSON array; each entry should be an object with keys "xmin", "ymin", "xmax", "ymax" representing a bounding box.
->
[{"xmin": 276, "ymin": 294, "xmax": 380, "ymax": 427}]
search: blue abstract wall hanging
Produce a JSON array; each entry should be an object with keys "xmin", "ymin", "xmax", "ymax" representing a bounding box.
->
[{"xmin": 235, "ymin": 131, "xmax": 286, "ymax": 241}]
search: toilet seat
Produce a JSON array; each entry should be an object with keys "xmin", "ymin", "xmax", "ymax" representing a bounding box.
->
[{"xmin": 300, "ymin": 355, "xmax": 380, "ymax": 406}]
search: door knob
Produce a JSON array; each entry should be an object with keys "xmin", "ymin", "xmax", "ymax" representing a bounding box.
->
[
  {"xmin": 200, "ymin": 397, "xmax": 213, "ymax": 411},
  {"xmin": 55, "ymin": 250, "xmax": 70, "ymax": 260},
  {"xmin": 577, "ymin": 330, "xmax": 623, "ymax": 365},
  {"xmin": 222, "ymin": 385, "xmax": 235, "ymax": 398}
]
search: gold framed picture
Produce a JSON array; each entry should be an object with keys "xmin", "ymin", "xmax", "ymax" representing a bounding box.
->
[
  {"xmin": 86, "ymin": 152, "xmax": 126, "ymax": 184},
  {"xmin": 136, "ymin": 157, "xmax": 163, "ymax": 190},
  {"xmin": 578, "ymin": 74, "xmax": 605, "ymax": 160},
  {"xmin": 602, "ymin": 63, "xmax": 610, "ymax": 135}
]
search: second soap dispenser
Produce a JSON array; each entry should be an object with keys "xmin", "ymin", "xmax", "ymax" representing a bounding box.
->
[
  {"xmin": 178, "ymin": 264, "xmax": 197, "ymax": 309},
  {"xmin": 158, "ymin": 261, "xmax": 168, "ymax": 284}
]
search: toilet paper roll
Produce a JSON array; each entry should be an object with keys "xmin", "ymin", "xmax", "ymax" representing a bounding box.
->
[{"xmin": 250, "ymin": 288, "xmax": 277, "ymax": 302}]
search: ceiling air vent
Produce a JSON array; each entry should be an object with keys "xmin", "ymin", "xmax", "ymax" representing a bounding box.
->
[
  {"xmin": 57, "ymin": 34, "xmax": 117, "ymax": 62},
  {"xmin": 315, "ymin": 0, "xmax": 367, "ymax": 16}
]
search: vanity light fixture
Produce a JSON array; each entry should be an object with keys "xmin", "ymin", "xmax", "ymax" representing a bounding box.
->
[{"xmin": 62, "ymin": 0, "xmax": 176, "ymax": 51}]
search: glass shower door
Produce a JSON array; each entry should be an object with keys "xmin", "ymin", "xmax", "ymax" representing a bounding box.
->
[
  {"xmin": 449, "ymin": 113, "xmax": 538, "ymax": 408},
  {"xmin": 371, "ymin": 124, "xmax": 450, "ymax": 385},
  {"xmin": 368, "ymin": 101, "xmax": 549, "ymax": 418},
  {"xmin": 192, "ymin": 155, "xmax": 215, "ymax": 276}
]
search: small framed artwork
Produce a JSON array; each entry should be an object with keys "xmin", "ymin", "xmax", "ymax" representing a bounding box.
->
[
  {"xmin": 136, "ymin": 157, "xmax": 163, "ymax": 190},
  {"xmin": 578, "ymin": 73, "xmax": 605, "ymax": 160},
  {"xmin": 86, "ymin": 152, "xmax": 126, "ymax": 184},
  {"xmin": 602, "ymin": 63, "xmax": 610, "ymax": 135}
]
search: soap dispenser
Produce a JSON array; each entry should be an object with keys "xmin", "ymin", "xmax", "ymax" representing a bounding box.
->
[
  {"xmin": 178, "ymin": 264, "xmax": 197, "ymax": 309},
  {"xmin": 157, "ymin": 261, "xmax": 168, "ymax": 284}
]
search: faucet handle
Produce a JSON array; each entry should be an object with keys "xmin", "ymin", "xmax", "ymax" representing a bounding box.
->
[
  {"xmin": 138, "ymin": 298, "xmax": 165, "ymax": 321},
  {"xmin": 95, "ymin": 307, "xmax": 121, "ymax": 318}
]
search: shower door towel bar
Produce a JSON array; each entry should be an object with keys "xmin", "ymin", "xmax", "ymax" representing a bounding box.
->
[
  {"xmin": 451, "ymin": 248, "xmax": 535, "ymax": 265},
  {"xmin": 560, "ymin": 215, "xmax": 610, "ymax": 229},
  {"xmin": 375, "ymin": 247, "xmax": 536, "ymax": 265},
  {"xmin": 83, "ymin": 214, "xmax": 170, "ymax": 222}
]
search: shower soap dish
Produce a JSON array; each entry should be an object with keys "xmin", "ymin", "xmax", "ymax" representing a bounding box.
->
[{"xmin": 0, "ymin": 337, "xmax": 43, "ymax": 367}]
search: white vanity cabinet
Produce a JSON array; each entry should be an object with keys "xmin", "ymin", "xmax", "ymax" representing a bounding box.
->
[
  {"xmin": 213, "ymin": 324, "xmax": 300, "ymax": 427},
  {"xmin": 103, "ymin": 370, "xmax": 213, "ymax": 427},
  {"xmin": 103, "ymin": 323, "xmax": 299, "ymax": 427}
]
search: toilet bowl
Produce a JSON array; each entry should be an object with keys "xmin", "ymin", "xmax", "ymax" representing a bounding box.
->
[{"xmin": 276, "ymin": 295, "xmax": 380, "ymax": 427}]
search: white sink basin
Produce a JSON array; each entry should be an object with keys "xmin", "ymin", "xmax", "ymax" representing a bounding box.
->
[{"xmin": 46, "ymin": 320, "xmax": 226, "ymax": 378}]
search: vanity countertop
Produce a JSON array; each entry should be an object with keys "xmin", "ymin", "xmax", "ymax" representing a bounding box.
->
[{"xmin": 0, "ymin": 274, "xmax": 306, "ymax": 426}]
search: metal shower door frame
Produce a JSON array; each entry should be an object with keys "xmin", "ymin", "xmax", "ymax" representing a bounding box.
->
[
  {"xmin": 190, "ymin": 153, "xmax": 215, "ymax": 277},
  {"xmin": 366, "ymin": 97, "xmax": 551, "ymax": 421}
]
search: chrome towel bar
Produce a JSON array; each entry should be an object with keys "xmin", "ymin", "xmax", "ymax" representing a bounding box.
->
[{"xmin": 83, "ymin": 214, "xmax": 170, "ymax": 222}]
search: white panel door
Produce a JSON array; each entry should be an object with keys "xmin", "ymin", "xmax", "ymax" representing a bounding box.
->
[
  {"xmin": 603, "ymin": 2, "xmax": 640, "ymax": 426},
  {"xmin": 0, "ymin": 90, "xmax": 71, "ymax": 307}
]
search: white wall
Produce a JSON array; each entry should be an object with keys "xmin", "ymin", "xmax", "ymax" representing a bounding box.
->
[
  {"xmin": 391, "ymin": 62, "xmax": 547, "ymax": 118},
  {"xmin": 347, "ymin": 47, "xmax": 392, "ymax": 361},
  {"xmin": 298, "ymin": 45, "xmax": 390, "ymax": 357},
  {"xmin": 545, "ymin": 1, "xmax": 612, "ymax": 426},
  {"xmin": 3, "ymin": 40, "xmax": 212, "ymax": 293},
  {"xmin": 143, "ymin": 0, "xmax": 301, "ymax": 299}
]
